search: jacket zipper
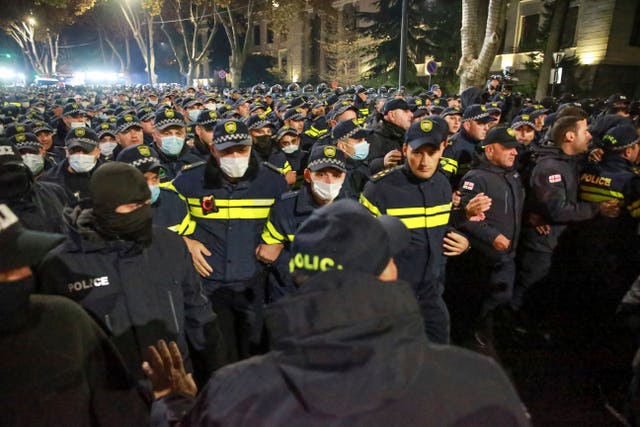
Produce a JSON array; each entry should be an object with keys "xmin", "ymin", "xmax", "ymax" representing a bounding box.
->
[
  {"xmin": 104, "ymin": 314, "xmax": 113, "ymax": 332},
  {"xmin": 167, "ymin": 291, "xmax": 180, "ymax": 332}
]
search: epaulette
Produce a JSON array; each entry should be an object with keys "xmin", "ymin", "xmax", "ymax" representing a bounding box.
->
[
  {"xmin": 371, "ymin": 166, "xmax": 397, "ymax": 182},
  {"xmin": 281, "ymin": 190, "xmax": 299, "ymax": 200},
  {"xmin": 181, "ymin": 160, "xmax": 206, "ymax": 171}
]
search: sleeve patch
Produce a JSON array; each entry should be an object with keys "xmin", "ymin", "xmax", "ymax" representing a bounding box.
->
[
  {"xmin": 462, "ymin": 181, "xmax": 475, "ymax": 190},
  {"xmin": 548, "ymin": 174, "xmax": 562, "ymax": 183}
]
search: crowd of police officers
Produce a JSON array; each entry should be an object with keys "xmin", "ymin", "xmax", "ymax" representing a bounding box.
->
[{"xmin": 1, "ymin": 77, "xmax": 640, "ymax": 424}]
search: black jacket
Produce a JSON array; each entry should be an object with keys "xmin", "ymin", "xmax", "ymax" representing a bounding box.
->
[
  {"xmin": 36, "ymin": 207, "xmax": 222, "ymax": 382},
  {"xmin": 1, "ymin": 179, "xmax": 70, "ymax": 233},
  {"xmin": 152, "ymin": 270, "xmax": 529, "ymax": 426},
  {"xmin": 367, "ymin": 119, "xmax": 406, "ymax": 174},
  {"xmin": 1, "ymin": 290, "xmax": 149, "ymax": 426},
  {"xmin": 40, "ymin": 158, "xmax": 103, "ymax": 203},
  {"xmin": 457, "ymin": 154, "xmax": 524, "ymax": 260}
]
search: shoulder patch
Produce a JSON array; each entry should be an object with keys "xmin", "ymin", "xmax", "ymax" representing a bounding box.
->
[
  {"xmin": 548, "ymin": 174, "xmax": 562, "ymax": 183},
  {"xmin": 371, "ymin": 167, "xmax": 394, "ymax": 182},
  {"xmin": 462, "ymin": 181, "xmax": 475, "ymax": 190},
  {"xmin": 181, "ymin": 161, "xmax": 206, "ymax": 171}
]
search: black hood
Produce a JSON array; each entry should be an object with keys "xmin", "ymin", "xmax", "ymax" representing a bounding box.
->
[{"xmin": 266, "ymin": 270, "xmax": 427, "ymax": 417}]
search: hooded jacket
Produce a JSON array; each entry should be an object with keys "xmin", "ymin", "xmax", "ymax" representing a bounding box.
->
[
  {"xmin": 36, "ymin": 207, "xmax": 222, "ymax": 382},
  {"xmin": 367, "ymin": 119, "xmax": 406, "ymax": 174},
  {"xmin": 152, "ymin": 270, "xmax": 530, "ymax": 426}
]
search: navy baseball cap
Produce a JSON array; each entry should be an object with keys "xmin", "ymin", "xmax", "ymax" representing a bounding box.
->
[
  {"xmin": 601, "ymin": 124, "xmax": 640, "ymax": 151},
  {"xmin": 510, "ymin": 114, "xmax": 536, "ymax": 130},
  {"xmin": 331, "ymin": 119, "xmax": 370, "ymax": 143},
  {"xmin": 95, "ymin": 122, "xmax": 117, "ymax": 139},
  {"xmin": 405, "ymin": 116, "xmax": 448, "ymax": 149},
  {"xmin": 154, "ymin": 108, "xmax": 186, "ymax": 130},
  {"xmin": 196, "ymin": 109, "xmax": 218, "ymax": 128},
  {"xmin": 275, "ymin": 126, "xmax": 298, "ymax": 141},
  {"xmin": 482, "ymin": 125, "xmax": 521, "ymax": 148},
  {"xmin": 441, "ymin": 106, "xmax": 462, "ymax": 117},
  {"xmin": 246, "ymin": 113, "xmax": 272, "ymax": 130},
  {"xmin": 212, "ymin": 119, "xmax": 252, "ymax": 150},
  {"xmin": 116, "ymin": 144, "xmax": 163, "ymax": 173},
  {"xmin": 116, "ymin": 112, "xmax": 142, "ymax": 134},
  {"xmin": 65, "ymin": 127, "xmax": 99, "ymax": 152},
  {"xmin": 462, "ymin": 104, "xmax": 496, "ymax": 124},
  {"xmin": 289, "ymin": 199, "xmax": 410, "ymax": 277},
  {"xmin": 306, "ymin": 144, "xmax": 346, "ymax": 172},
  {"xmin": 10, "ymin": 133, "xmax": 41, "ymax": 153}
]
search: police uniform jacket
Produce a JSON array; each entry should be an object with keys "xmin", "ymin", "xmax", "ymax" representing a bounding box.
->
[
  {"xmin": 360, "ymin": 165, "xmax": 453, "ymax": 294},
  {"xmin": 2, "ymin": 180, "xmax": 70, "ymax": 233},
  {"xmin": 440, "ymin": 127, "xmax": 480, "ymax": 187},
  {"xmin": 367, "ymin": 119, "xmax": 406, "ymax": 174},
  {"xmin": 154, "ymin": 143, "xmax": 203, "ymax": 183},
  {"xmin": 36, "ymin": 207, "xmax": 220, "ymax": 381},
  {"xmin": 343, "ymin": 156, "xmax": 371, "ymax": 199},
  {"xmin": 151, "ymin": 270, "xmax": 530, "ymax": 426},
  {"xmin": 165, "ymin": 155, "xmax": 288, "ymax": 290},
  {"xmin": 521, "ymin": 143, "xmax": 599, "ymax": 253},
  {"xmin": 40, "ymin": 158, "xmax": 104, "ymax": 202},
  {"xmin": 260, "ymin": 184, "xmax": 323, "ymax": 299}
]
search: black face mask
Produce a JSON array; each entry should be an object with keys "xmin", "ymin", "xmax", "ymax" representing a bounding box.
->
[
  {"xmin": 95, "ymin": 204, "xmax": 153, "ymax": 246},
  {"xmin": 253, "ymin": 135, "xmax": 273, "ymax": 158},
  {"xmin": 0, "ymin": 275, "xmax": 33, "ymax": 322},
  {"xmin": 0, "ymin": 165, "xmax": 31, "ymax": 201}
]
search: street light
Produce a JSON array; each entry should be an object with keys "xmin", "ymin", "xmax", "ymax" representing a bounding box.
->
[
  {"xmin": 550, "ymin": 51, "xmax": 565, "ymax": 98},
  {"xmin": 27, "ymin": 17, "xmax": 36, "ymax": 26}
]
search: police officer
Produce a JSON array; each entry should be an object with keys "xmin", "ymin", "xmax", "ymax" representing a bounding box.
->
[
  {"xmin": 367, "ymin": 98, "xmax": 413, "ymax": 174},
  {"xmin": 441, "ymin": 106, "xmax": 462, "ymax": 138},
  {"xmin": 440, "ymin": 104, "xmax": 496, "ymax": 187},
  {"xmin": 37, "ymin": 162, "xmax": 222, "ymax": 385},
  {"xmin": 151, "ymin": 107, "xmax": 201, "ymax": 182},
  {"xmin": 257, "ymin": 144, "xmax": 348, "ymax": 300},
  {"xmin": 192, "ymin": 109, "xmax": 218, "ymax": 159},
  {"xmin": 246, "ymin": 113, "xmax": 295, "ymax": 186},
  {"xmin": 164, "ymin": 119, "xmax": 288, "ymax": 362},
  {"xmin": 11, "ymin": 133, "xmax": 49, "ymax": 179},
  {"xmin": 273, "ymin": 125, "xmax": 308, "ymax": 189},
  {"xmin": 360, "ymin": 116, "xmax": 471, "ymax": 344},
  {"xmin": 0, "ymin": 143, "xmax": 70, "ymax": 232},
  {"xmin": 446, "ymin": 126, "xmax": 524, "ymax": 355},
  {"xmin": 32, "ymin": 120, "xmax": 63, "ymax": 163},
  {"xmin": 332, "ymin": 118, "xmax": 372, "ymax": 198},
  {"xmin": 114, "ymin": 110, "xmax": 145, "ymax": 157},
  {"xmin": 40, "ymin": 127, "xmax": 103, "ymax": 202}
]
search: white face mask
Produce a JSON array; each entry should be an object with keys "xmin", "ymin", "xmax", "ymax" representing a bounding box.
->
[
  {"xmin": 99, "ymin": 141, "xmax": 118, "ymax": 157},
  {"xmin": 148, "ymin": 100, "xmax": 158, "ymax": 106},
  {"xmin": 204, "ymin": 103, "xmax": 216, "ymax": 110},
  {"xmin": 281, "ymin": 144, "xmax": 299, "ymax": 154},
  {"xmin": 219, "ymin": 155, "xmax": 250, "ymax": 178},
  {"xmin": 69, "ymin": 153, "xmax": 97, "ymax": 173},
  {"xmin": 70, "ymin": 121, "xmax": 86, "ymax": 129},
  {"xmin": 312, "ymin": 178, "xmax": 343, "ymax": 202},
  {"xmin": 22, "ymin": 153, "xmax": 44, "ymax": 175}
]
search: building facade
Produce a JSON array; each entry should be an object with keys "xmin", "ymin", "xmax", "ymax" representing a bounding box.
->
[{"xmin": 491, "ymin": 0, "xmax": 640, "ymax": 98}]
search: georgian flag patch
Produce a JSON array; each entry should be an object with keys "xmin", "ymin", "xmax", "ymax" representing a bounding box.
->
[
  {"xmin": 462, "ymin": 181, "xmax": 475, "ymax": 190},
  {"xmin": 548, "ymin": 174, "xmax": 562, "ymax": 183}
]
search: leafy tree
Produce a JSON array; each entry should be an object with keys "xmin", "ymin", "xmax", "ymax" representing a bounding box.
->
[
  {"xmin": 457, "ymin": 0, "xmax": 508, "ymax": 92},
  {"xmin": 159, "ymin": 0, "xmax": 218, "ymax": 85}
]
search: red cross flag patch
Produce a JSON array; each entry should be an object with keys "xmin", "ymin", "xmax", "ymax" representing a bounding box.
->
[
  {"xmin": 548, "ymin": 174, "xmax": 562, "ymax": 183},
  {"xmin": 462, "ymin": 181, "xmax": 475, "ymax": 190}
]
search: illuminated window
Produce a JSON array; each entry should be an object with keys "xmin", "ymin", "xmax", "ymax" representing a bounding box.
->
[{"xmin": 519, "ymin": 14, "xmax": 540, "ymax": 52}]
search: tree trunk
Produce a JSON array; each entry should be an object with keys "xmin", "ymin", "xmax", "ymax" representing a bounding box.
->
[
  {"xmin": 230, "ymin": 54, "xmax": 244, "ymax": 88},
  {"xmin": 147, "ymin": 17, "xmax": 157, "ymax": 86},
  {"xmin": 457, "ymin": 0, "xmax": 508, "ymax": 93},
  {"xmin": 535, "ymin": 0, "xmax": 570, "ymax": 100}
]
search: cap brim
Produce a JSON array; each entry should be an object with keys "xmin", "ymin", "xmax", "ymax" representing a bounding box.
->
[
  {"xmin": 308, "ymin": 161, "xmax": 346, "ymax": 173},
  {"xmin": 155, "ymin": 120, "xmax": 186, "ymax": 130},
  {"xmin": 511, "ymin": 121, "xmax": 535, "ymax": 129},
  {"xmin": 488, "ymin": 140, "xmax": 521, "ymax": 148},
  {"xmin": 1, "ymin": 226, "xmax": 65, "ymax": 270},
  {"xmin": 213, "ymin": 138, "xmax": 253, "ymax": 151},
  {"xmin": 66, "ymin": 141, "xmax": 98, "ymax": 151},
  {"xmin": 475, "ymin": 115, "xmax": 498, "ymax": 124},
  {"xmin": 377, "ymin": 215, "xmax": 410, "ymax": 257},
  {"xmin": 407, "ymin": 137, "xmax": 443, "ymax": 150},
  {"xmin": 117, "ymin": 123, "xmax": 142, "ymax": 133}
]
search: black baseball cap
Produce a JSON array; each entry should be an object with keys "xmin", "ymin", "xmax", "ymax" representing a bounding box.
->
[
  {"xmin": 482, "ymin": 125, "xmax": 521, "ymax": 148},
  {"xmin": 289, "ymin": 199, "xmax": 410, "ymax": 277},
  {"xmin": 0, "ymin": 204, "xmax": 65, "ymax": 271},
  {"xmin": 462, "ymin": 104, "xmax": 496, "ymax": 124},
  {"xmin": 601, "ymin": 124, "xmax": 640, "ymax": 151},
  {"xmin": 405, "ymin": 116, "xmax": 448, "ymax": 149},
  {"xmin": 382, "ymin": 98, "xmax": 411, "ymax": 115}
]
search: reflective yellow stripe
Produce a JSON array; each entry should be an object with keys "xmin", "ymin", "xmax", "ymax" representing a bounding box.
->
[
  {"xmin": 628, "ymin": 199, "xmax": 640, "ymax": 210},
  {"xmin": 439, "ymin": 157, "xmax": 458, "ymax": 174},
  {"xmin": 579, "ymin": 185, "xmax": 624, "ymax": 203},
  {"xmin": 359, "ymin": 194, "xmax": 382, "ymax": 217},
  {"xmin": 630, "ymin": 206, "xmax": 640, "ymax": 218},
  {"xmin": 261, "ymin": 219, "xmax": 287, "ymax": 244},
  {"xmin": 183, "ymin": 197, "xmax": 275, "ymax": 207},
  {"xmin": 161, "ymin": 182, "xmax": 197, "ymax": 235},
  {"xmin": 281, "ymin": 161, "xmax": 292, "ymax": 174},
  {"xmin": 386, "ymin": 203, "xmax": 452, "ymax": 217},
  {"xmin": 356, "ymin": 116, "xmax": 366, "ymax": 126},
  {"xmin": 189, "ymin": 206, "xmax": 271, "ymax": 219},
  {"xmin": 287, "ymin": 234, "xmax": 295, "ymax": 241},
  {"xmin": 400, "ymin": 212, "xmax": 451, "ymax": 229},
  {"xmin": 305, "ymin": 128, "xmax": 319, "ymax": 137}
]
